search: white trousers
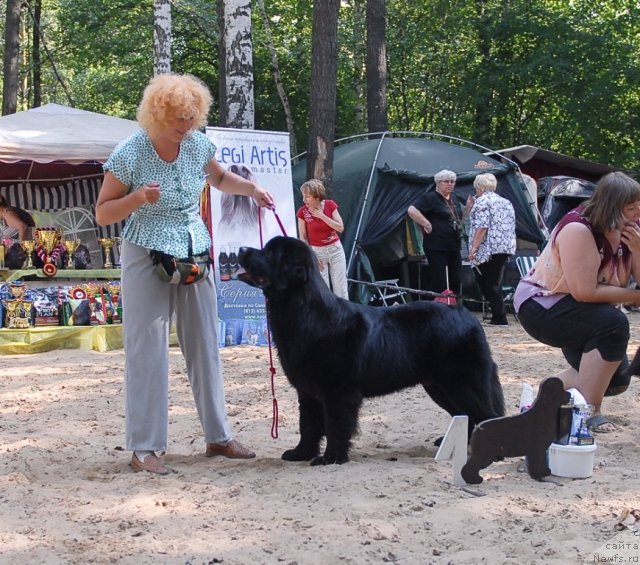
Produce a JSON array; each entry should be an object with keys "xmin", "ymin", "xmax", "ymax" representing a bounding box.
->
[
  {"xmin": 121, "ymin": 240, "xmax": 231, "ymax": 452},
  {"xmin": 311, "ymin": 240, "xmax": 349, "ymax": 299}
]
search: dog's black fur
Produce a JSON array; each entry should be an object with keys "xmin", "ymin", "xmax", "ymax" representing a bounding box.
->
[{"xmin": 238, "ymin": 236, "xmax": 505, "ymax": 465}]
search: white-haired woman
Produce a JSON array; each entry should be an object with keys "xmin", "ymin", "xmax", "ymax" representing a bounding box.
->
[
  {"xmin": 468, "ymin": 173, "xmax": 516, "ymax": 325},
  {"xmin": 408, "ymin": 169, "xmax": 465, "ymax": 295}
]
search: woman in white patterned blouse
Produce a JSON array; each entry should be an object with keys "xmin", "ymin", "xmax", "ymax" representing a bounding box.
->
[
  {"xmin": 96, "ymin": 74, "xmax": 274, "ymax": 475},
  {"xmin": 467, "ymin": 173, "xmax": 516, "ymax": 326}
]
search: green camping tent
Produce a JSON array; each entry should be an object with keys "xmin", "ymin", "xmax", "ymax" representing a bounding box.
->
[{"xmin": 292, "ymin": 133, "xmax": 545, "ymax": 302}]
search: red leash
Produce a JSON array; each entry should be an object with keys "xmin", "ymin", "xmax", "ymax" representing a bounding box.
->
[{"xmin": 259, "ymin": 207, "xmax": 288, "ymax": 438}]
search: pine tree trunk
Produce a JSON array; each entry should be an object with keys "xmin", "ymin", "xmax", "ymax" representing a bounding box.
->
[
  {"xmin": 2, "ymin": 0, "xmax": 23, "ymax": 115},
  {"xmin": 366, "ymin": 0, "xmax": 388, "ymax": 134},
  {"xmin": 307, "ymin": 0, "xmax": 340, "ymax": 186},
  {"xmin": 218, "ymin": 0, "xmax": 254, "ymax": 129},
  {"xmin": 153, "ymin": 0, "xmax": 172, "ymax": 76},
  {"xmin": 32, "ymin": 0, "xmax": 42, "ymax": 107}
]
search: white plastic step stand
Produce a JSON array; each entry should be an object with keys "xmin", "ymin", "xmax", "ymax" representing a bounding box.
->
[{"xmin": 435, "ymin": 415, "xmax": 469, "ymax": 486}]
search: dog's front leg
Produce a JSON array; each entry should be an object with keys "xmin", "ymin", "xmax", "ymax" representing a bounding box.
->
[
  {"xmin": 310, "ymin": 393, "xmax": 362, "ymax": 466},
  {"xmin": 282, "ymin": 394, "xmax": 324, "ymax": 462}
]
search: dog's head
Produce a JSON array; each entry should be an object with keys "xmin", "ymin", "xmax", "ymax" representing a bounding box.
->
[{"xmin": 238, "ymin": 236, "xmax": 317, "ymax": 294}]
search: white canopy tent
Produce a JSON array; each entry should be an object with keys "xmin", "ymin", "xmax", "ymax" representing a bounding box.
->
[
  {"xmin": 0, "ymin": 103, "xmax": 139, "ymax": 181},
  {"xmin": 0, "ymin": 104, "xmax": 140, "ymax": 259}
]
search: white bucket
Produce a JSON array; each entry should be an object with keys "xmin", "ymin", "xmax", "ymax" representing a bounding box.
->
[{"xmin": 548, "ymin": 442, "xmax": 597, "ymax": 479}]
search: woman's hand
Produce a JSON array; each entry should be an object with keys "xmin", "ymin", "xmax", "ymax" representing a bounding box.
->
[
  {"xmin": 308, "ymin": 206, "xmax": 325, "ymax": 219},
  {"xmin": 138, "ymin": 182, "xmax": 161, "ymax": 204},
  {"xmin": 252, "ymin": 185, "xmax": 275, "ymax": 209},
  {"xmin": 621, "ymin": 222, "xmax": 640, "ymax": 253}
]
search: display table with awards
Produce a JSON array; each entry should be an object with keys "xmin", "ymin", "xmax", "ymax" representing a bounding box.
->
[
  {"xmin": 0, "ymin": 268, "xmax": 122, "ymax": 284},
  {"xmin": 0, "ymin": 233, "xmax": 128, "ymax": 354},
  {"xmin": 0, "ymin": 324, "xmax": 124, "ymax": 355}
]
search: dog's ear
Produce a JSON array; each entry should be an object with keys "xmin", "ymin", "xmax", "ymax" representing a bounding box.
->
[{"xmin": 273, "ymin": 263, "xmax": 308, "ymax": 291}]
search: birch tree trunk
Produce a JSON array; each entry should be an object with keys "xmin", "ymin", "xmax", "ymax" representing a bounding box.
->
[
  {"xmin": 217, "ymin": 0, "xmax": 254, "ymax": 129},
  {"xmin": 306, "ymin": 0, "xmax": 340, "ymax": 186},
  {"xmin": 153, "ymin": 0, "xmax": 172, "ymax": 76},
  {"xmin": 2, "ymin": 0, "xmax": 23, "ymax": 115},
  {"xmin": 255, "ymin": 0, "xmax": 297, "ymax": 157}
]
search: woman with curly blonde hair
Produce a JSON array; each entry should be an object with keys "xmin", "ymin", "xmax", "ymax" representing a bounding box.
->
[{"xmin": 96, "ymin": 73, "xmax": 274, "ymax": 475}]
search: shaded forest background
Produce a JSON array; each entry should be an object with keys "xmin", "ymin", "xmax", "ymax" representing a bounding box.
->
[{"xmin": 1, "ymin": 0, "xmax": 639, "ymax": 170}]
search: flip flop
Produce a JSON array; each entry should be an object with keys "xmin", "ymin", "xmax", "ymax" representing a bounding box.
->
[{"xmin": 586, "ymin": 413, "xmax": 618, "ymax": 433}]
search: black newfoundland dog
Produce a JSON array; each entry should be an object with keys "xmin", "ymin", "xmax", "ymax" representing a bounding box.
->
[{"xmin": 238, "ymin": 236, "xmax": 505, "ymax": 465}]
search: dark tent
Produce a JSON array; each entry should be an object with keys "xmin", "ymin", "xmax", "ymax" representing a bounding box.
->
[
  {"xmin": 292, "ymin": 134, "xmax": 546, "ymax": 302},
  {"xmin": 537, "ymin": 176, "xmax": 595, "ymax": 232},
  {"xmin": 492, "ymin": 145, "xmax": 624, "ymax": 183}
]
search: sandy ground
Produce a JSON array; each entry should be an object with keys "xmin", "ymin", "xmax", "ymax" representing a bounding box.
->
[{"xmin": 1, "ymin": 311, "xmax": 640, "ymax": 565}]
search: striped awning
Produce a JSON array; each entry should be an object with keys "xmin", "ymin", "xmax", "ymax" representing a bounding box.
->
[{"xmin": 0, "ymin": 177, "xmax": 124, "ymax": 238}]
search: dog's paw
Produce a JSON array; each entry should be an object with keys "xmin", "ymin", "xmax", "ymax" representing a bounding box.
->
[
  {"xmin": 309, "ymin": 453, "xmax": 349, "ymax": 466},
  {"xmin": 282, "ymin": 448, "xmax": 317, "ymax": 462},
  {"xmin": 460, "ymin": 466, "xmax": 483, "ymax": 485}
]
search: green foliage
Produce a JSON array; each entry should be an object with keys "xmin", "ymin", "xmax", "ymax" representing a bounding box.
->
[{"xmin": 1, "ymin": 0, "xmax": 639, "ymax": 170}]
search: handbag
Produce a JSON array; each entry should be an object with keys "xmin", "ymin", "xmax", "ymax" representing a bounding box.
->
[{"xmin": 150, "ymin": 249, "xmax": 211, "ymax": 285}]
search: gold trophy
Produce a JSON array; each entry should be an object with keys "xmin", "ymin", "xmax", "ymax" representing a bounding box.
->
[
  {"xmin": 107, "ymin": 281, "xmax": 121, "ymax": 323},
  {"xmin": 5, "ymin": 300, "xmax": 31, "ymax": 329},
  {"xmin": 63, "ymin": 239, "xmax": 80, "ymax": 269},
  {"xmin": 9, "ymin": 281, "xmax": 26, "ymax": 300},
  {"xmin": 21, "ymin": 240, "xmax": 36, "ymax": 269},
  {"xmin": 98, "ymin": 237, "xmax": 115, "ymax": 269},
  {"xmin": 34, "ymin": 228, "xmax": 64, "ymax": 276}
]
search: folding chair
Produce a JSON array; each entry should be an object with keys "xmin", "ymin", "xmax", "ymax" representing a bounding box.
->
[
  {"xmin": 372, "ymin": 279, "xmax": 407, "ymax": 306},
  {"xmin": 516, "ymin": 254, "xmax": 538, "ymax": 280}
]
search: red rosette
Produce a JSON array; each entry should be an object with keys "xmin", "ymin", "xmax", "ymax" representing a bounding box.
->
[
  {"xmin": 42, "ymin": 262, "xmax": 58, "ymax": 277},
  {"xmin": 71, "ymin": 287, "xmax": 87, "ymax": 299}
]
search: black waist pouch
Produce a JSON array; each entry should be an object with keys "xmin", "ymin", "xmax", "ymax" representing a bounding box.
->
[{"xmin": 150, "ymin": 249, "xmax": 211, "ymax": 285}]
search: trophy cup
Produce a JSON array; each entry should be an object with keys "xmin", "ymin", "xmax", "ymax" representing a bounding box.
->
[
  {"xmin": 9, "ymin": 281, "xmax": 26, "ymax": 300},
  {"xmin": 98, "ymin": 237, "xmax": 115, "ymax": 269},
  {"xmin": 63, "ymin": 239, "xmax": 80, "ymax": 269},
  {"xmin": 21, "ymin": 240, "xmax": 36, "ymax": 269},
  {"xmin": 107, "ymin": 281, "xmax": 121, "ymax": 323},
  {"xmin": 34, "ymin": 228, "xmax": 64, "ymax": 276}
]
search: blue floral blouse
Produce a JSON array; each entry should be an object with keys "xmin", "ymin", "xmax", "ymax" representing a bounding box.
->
[{"xmin": 104, "ymin": 129, "xmax": 216, "ymax": 258}]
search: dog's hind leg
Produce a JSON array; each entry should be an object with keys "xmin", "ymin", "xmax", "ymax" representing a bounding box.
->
[
  {"xmin": 282, "ymin": 395, "xmax": 324, "ymax": 462},
  {"xmin": 424, "ymin": 382, "xmax": 500, "ymax": 439},
  {"xmin": 423, "ymin": 383, "xmax": 469, "ymax": 444},
  {"xmin": 311, "ymin": 392, "xmax": 362, "ymax": 466},
  {"xmin": 423, "ymin": 383, "xmax": 459, "ymax": 415}
]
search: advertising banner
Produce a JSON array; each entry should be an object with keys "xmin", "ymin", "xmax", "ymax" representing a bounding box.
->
[{"xmin": 205, "ymin": 127, "xmax": 296, "ymax": 346}]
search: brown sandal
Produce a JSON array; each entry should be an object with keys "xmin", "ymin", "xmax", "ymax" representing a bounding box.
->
[{"xmin": 130, "ymin": 453, "xmax": 171, "ymax": 475}]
